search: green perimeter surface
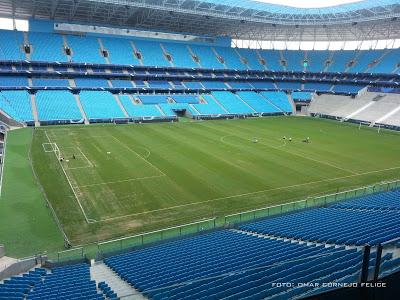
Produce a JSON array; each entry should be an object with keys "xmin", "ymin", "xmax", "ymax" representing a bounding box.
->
[
  {"xmin": 0, "ymin": 128, "xmax": 64, "ymax": 257},
  {"xmin": 29, "ymin": 117, "xmax": 400, "ymax": 247}
]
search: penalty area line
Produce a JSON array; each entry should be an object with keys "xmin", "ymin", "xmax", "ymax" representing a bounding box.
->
[
  {"xmin": 91, "ymin": 165, "xmax": 400, "ymax": 224},
  {"xmin": 76, "ymin": 174, "xmax": 166, "ymax": 188},
  {"xmin": 44, "ymin": 130, "xmax": 95, "ymax": 224}
]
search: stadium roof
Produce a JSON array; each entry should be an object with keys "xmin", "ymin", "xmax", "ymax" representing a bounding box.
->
[{"xmin": 1, "ymin": 0, "xmax": 400, "ymax": 41}]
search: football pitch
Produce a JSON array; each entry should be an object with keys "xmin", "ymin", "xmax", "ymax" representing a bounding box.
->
[{"xmin": 30, "ymin": 116, "xmax": 400, "ymax": 246}]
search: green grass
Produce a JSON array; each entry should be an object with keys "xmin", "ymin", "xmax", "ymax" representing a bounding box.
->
[
  {"xmin": 26, "ymin": 116, "xmax": 400, "ymax": 249},
  {"xmin": 0, "ymin": 128, "xmax": 64, "ymax": 257}
]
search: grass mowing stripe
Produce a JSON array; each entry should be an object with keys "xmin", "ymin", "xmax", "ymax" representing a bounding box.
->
[{"xmin": 0, "ymin": 128, "xmax": 64, "ymax": 257}]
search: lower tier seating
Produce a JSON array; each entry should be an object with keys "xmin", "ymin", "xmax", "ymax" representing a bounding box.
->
[
  {"xmin": 0, "ymin": 91, "xmax": 33, "ymax": 122},
  {"xmin": 79, "ymin": 91, "xmax": 125, "ymax": 120},
  {"xmin": 28, "ymin": 264, "xmax": 104, "ymax": 300},
  {"xmin": 330, "ymin": 189, "xmax": 400, "ymax": 211},
  {"xmin": 104, "ymin": 230, "xmax": 362, "ymax": 300},
  {"xmin": 35, "ymin": 91, "xmax": 82, "ymax": 121},
  {"xmin": 240, "ymin": 208, "xmax": 400, "ymax": 246}
]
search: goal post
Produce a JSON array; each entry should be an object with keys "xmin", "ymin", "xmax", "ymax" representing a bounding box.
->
[
  {"xmin": 358, "ymin": 121, "xmax": 382, "ymax": 133},
  {"xmin": 358, "ymin": 121, "xmax": 372, "ymax": 130}
]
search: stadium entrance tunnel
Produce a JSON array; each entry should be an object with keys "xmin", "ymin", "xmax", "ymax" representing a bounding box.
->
[{"xmin": 173, "ymin": 109, "xmax": 187, "ymax": 117}]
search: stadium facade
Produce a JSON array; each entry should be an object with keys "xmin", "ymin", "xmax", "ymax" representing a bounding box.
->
[{"xmin": 0, "ymin": 0, "xmax": 400, "ymax": 299}]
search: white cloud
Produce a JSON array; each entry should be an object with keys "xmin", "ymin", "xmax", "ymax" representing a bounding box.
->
[{"xmin": 254, "ymin": 0, "xmax": 363, "ymax": 8}]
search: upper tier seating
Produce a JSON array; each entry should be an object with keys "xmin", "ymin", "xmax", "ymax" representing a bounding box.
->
[
  {"xmin": 28, "ymin": 264, "xmax": 104, "ymax": 300},
  {"xmin": 240, "ymin": 208, "xmax": 400, "ymax": 246},
  {"xmin": 306, "ymin": 51, "xmax": 330, "ymax": 72},
  {"xmin": 368, "ymin": 49, "xmax": 400, "ymax": 73},
  {"xmin": 101, "ymin": 37, "xmax": 139, "ymax": 65},
  {"xmin": 190, "ymin": 45, "xmax": 224, "ymax": 69},
  {"xmin": 259, "ymin": 91, "xmax": 293, "ymax": 113},
  {"xmin": 326, "ymin": 51, "xmax": 356, "ymax": 72},
  {"xmin": 214, "ymin": 47, "xmax": 246, "ymax": 70},
  {"xmin": 0, "ymin": 29, "xmax": 398, "ymax": 75},
  {"xmin": 236, "ymin": 48, "xmax": 264, "ymax": 70},
  {"xmin": 67, "ymin": 35, "xmax": 105, "ymax": 64},
  {"xmin": 211, "ymin": 91, "xmax": 255, "ymax": 114},
  {"xmin": 29, "ymin": 32, "xmax": 67, "ymax": 62},
  {"xmin": 35, "ymin": 90, "xmax": 82, "ymax": 121},
  {"xmin": 0, "ymin": 91, "xmax": 33, "ymax": 122},
  {"xmin": 259, "ymin": 50, "xmax": 284, "ymax": 71},
  {"xmin": 163, "ymin": 42, "xmax": 198, "ymax": 68},
  {"xmin": 133, "ymin": 40, "xmax": 170, "ymax": 67},
  {"xmin": 236, "ymin": 91, "xmax": 280, "ymax": 114},
  {"xmin": 0, "ymin": 30, "xmax": 25, "ymax": 60},
  {"xmin": 282, "ymin": 50, "xmax": 305, "ymax": 72},
  {"xmin": 79, "ymin": 91, "xmax": 125, "ymax": 120},
  {"xmin": 348, "ymin": 50, "xmax": 385, "ymax": 73},
  {"xmin": 104, "ymin": 230, "xmax": 362, "ymax": 300}
]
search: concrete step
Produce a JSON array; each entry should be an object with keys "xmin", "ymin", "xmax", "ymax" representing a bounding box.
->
[{"xmin": 90, "ymin": 262, "xmax": 147, "ymax": 300}]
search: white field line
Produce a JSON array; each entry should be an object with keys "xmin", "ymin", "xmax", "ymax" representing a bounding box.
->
[
  {"xmin": 59, "ymin": 146, "xmax": 94, "ymax": 170},
  {"xmin": 45, "ymin": 130, "xmax": 94, "ymax": 224},
  {"xmin": 110, "ymin": 135, "xmax": 166, "ymax": 176},
  {"xmin": 42, "ymin": 142, "xmax": 55, "ymax": 152},
  {"xmin": 92, "ymin": 165, "xmax": 400, "ymax": 223},
  {"xmin": 220, "ymin": 134, "xmax": 359, "ymax": 175},
  {"xmin": 77, "ymin": 147, "xmax": 94, "ymax": 167},
  {"xmin": 76, "ymin": 174, "xmax": 165, "ymax": 189},
  {"xmin": 0, "ymin": 131, "xmax": 7, "ymax": 197}
]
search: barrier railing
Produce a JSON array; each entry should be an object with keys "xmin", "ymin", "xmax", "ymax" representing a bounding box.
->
[
  {"xmin": 97, "ymin": 218, "xmax": 222, "ymax": 257},
  {"xmin": 51, "ymin": 178, "xmax": 399, "ymax": 261},
  {"xmin": 224, "ymin": 179, "xmax": 400, "ymax": 225},
  {"xmin": 53, "ymin": 247, "xmax": 84, "ymax": 263}
]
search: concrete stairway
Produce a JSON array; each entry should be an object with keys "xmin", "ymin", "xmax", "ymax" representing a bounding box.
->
[{"xmin": 90, "ymin": 262, "xmax": 147, "ymax": 300}]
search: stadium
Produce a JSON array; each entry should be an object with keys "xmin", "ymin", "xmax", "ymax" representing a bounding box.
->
[{"xmin": 0, "ymin": 0, "xmax": 400, "ymax": 299}]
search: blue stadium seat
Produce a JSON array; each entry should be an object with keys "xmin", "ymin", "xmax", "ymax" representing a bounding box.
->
[
  {"xmin": 0, "ymin": 29, "xmax": 25, "ymax": 61},
  {"xmin": 79, "ymin": 91, "xmax": 125, "ymax": 120},
  {"xmin": 259, "ymin": 91, "xmax": 293, "ymax": 113},
  {"xmin": 67, "ymin": 35, "xmax": 105, "ymax": 64},
  {"xmin": 211, "ymin": 91, "xmax": 255, "ymax": 114},
  {"xmin": 0, "ymin": 91, "xmax": 33, "ymax": 122},
  {"xmin": 35, "ymin": 91, "xmax": 82, "ymax": 121},
  {"xmin": 29, "ymin": 32, "xmax": 67, "ymax": 62},
  {"xmin": 236, "ymin": 91, "xmax": 280, "ymax": 114}
]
